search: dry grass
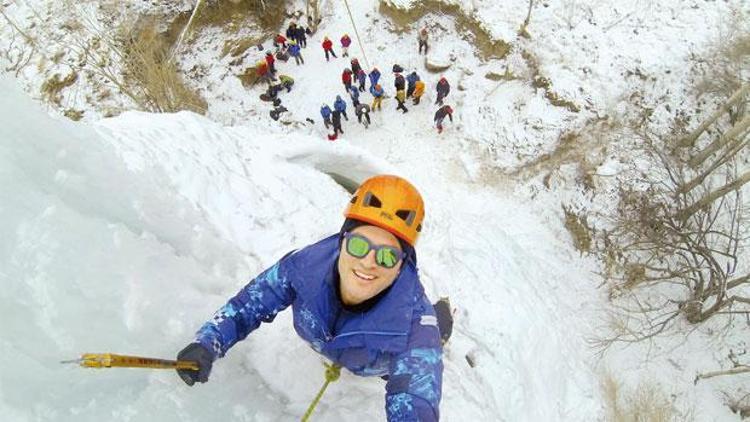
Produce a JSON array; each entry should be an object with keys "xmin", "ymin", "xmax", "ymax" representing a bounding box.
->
[
  {"xmin": 601, "ymin": 372, "xmax": 687, "ymax": 422},
  {"xmin": 41, "ymin": 72, "xmax": 78, "ymax": 105},
  {"xmin": 563, "ymin": 204, "xmax": 593, "ymax": 254},
  {"xmin": 119, "ymin": 18, "xmax": 207, "ymax": 114}
]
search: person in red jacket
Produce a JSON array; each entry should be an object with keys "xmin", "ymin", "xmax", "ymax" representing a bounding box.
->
[
  {"xmin": 274, "ymin": 33, "xmax": 287, "ymax": 48},
  {"xmin": 265, "ymin": 50, "xmax": 276, "ymax": 75},
  {"xmin": 342, "ymin": 68, "xmax": 353, "ymax": 92},
  {"xmin": 322, "ymin": 36, "xmax": 337, "ymax": 61},
  {"xmin": 340, "ymin": 34, "xmax": 352, "ymax": 57}
]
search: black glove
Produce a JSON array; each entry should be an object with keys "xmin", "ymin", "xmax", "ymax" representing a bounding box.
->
[{"xmin": 176, "ymin": 343, "xmax": 214, "ymax": 386}]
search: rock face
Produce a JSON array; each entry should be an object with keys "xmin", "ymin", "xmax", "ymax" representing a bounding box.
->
[{"xmin": 424, "ymin": 54, "xmax": 453, "ymax": 73}]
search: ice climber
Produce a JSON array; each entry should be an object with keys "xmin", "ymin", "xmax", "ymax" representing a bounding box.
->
[{"xmin": 176, "ymin": 174, "xmax": 452, "ymax": 421}]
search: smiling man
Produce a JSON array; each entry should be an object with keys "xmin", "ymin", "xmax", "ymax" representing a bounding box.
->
[{"xmin": 176, "ymin": 174, "xmax": 450, "ymax": 421}]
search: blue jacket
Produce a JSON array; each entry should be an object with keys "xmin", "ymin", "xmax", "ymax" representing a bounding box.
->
[
  {"xmin": 320, "ymin": 105, "xmax": 332, "ymax": 119},
  {"xmin": 334, "ymin": 96, "xmax": 347, "ymax": 112},
  {"xmin": 369, "ymin": 69, "xmax": 381, "ymax": 86},
  {"xmin": 349, "ymin": 86, "xmax": 360, "ymax": 102},
  {"xmin": 406, "ymin": 72, "xmax": 420, "ymax": 87},
  {"xmin": 193, "ymin": 234, "xmax": 443, "ymax": 421},
  {"xmin": 289, "ymin": 44, "xmax": 301, "ymax": 56},
  {"xmin": 370, "ymin": 85, "xmax": 384, "ymax": 98}
]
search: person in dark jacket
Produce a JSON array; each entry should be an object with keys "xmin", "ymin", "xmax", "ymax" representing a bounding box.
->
[
  {"xmin": 334, "ymin": 95, "xmax": 349, "ymax": 121},
  {"xmin": 332, "ymin": 109, "xmax": 344, "ymax": 135},
  {"xmin": 350, "ymin": 58, "xmax": 362, "ymax": 76},
  {"xmin": 368, "ymin": 67, "xmax": 381, "ymax": 90},
  {"xmin": 356, "ymin": 69, "xmax": 367, "ymax": 92},
  {"xmin": 406, "ymin": 71, "xmax": 420, "ymax": 98},
  {"xmin": 288, "ymin": 40, "xmax": 304, "ymax": 65},
  {"xmin": 395, "ymin": 89, "xmax": 408, "ymax": 113},
  {"xmin": 320, "ymin": 103, "xmax": 332, "ymax": 129},
  {"xmin": 294, "ymin": 24, "xmax": 307, "ymax": 48},
  {"xmin": 435, "ymin": 77, "xmax": 450, "ymax": 105},
  {"xmin": 176, "ymin": 175, "xmax": 447, "ymax": 421},
  {"xmin": 355, "ymin": 102, "xmax": 371, "ymax": 128},
  {"xmin": 342, "ymin": 68, "xmax": 353, "ymax": 92},
  {"xmin": 434, "ymin": 104, "xmax": 453, "ymax": 133},
  {"xmin": 286, "ymin": 23, "xmax": 297, "ymax": 43},
  {"xmin": 394, "ymin": 73, "xmax": 405, "ymax": 92},
  {"xmin": 322, "ymin": 36, "xmax": 337, "ymax": 61}
]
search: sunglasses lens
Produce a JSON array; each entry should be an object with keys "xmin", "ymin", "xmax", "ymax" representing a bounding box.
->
[
  {"xmin": 346, "ymin": 235, "xmax": 370, "ymax": 258},
  {"xmin": 376, "ymin": 247, "xmax": 400, "ymax": 268}
]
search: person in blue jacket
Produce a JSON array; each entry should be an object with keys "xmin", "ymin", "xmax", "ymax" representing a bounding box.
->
[
  {"xmin": 349, "ymin": 85, "xmax": 361, "ymax": 108},
  {"xmin": 368, "ymin": 67, "xmax": 381, "ymax": 90},
  {"xmin": 176, "ymin": 175, "xmax": 448, "ymax": 421},
  {"xmin": 334, "ymin": 95, "xmax": 349, "ymax": 121},
  {"xmin": 406, "ymin": 71, "xmax": 421, "ymax": 98},
  {"xmin": 320, "ymin": 104, "xmax": 332, "ymax": 128},
  {"xmin": 370, "ymin": 83, "xmax": 385, "ymax": 111},
  {"xmin": 288, "ymin": 40, "xmax": 304, "ymax": 65}
]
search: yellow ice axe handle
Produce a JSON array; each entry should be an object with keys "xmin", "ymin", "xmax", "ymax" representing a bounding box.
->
[{"xmin": 79, "ymin": 353, "xmax": 199, "ymax": 370}]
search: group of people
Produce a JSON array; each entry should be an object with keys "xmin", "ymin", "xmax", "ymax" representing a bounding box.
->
[
  {"xmin": 320, "ymin": 58, "xmax": 453, "ymax": 136},
  {"xmin": 255, "ymin": 21, "xmax": 454, "ymax": 133}
]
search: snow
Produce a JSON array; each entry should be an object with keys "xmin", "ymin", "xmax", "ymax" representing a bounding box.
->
[
  {"xmin": 1, "ymin": 0, "xmax": 748, "ymax": 420},
  {"xmin": 0, "ymin": 70, "xmax": 603, "ymax": 419}
]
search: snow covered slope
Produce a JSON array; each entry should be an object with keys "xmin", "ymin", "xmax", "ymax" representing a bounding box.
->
[{"xmin": 1, "ymin": 62, "xmax": 603, "ymax": 421}]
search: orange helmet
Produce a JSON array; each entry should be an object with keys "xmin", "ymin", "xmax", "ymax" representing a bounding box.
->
[{"xmin": 344, "ymin": 175, "xmax": 425, "ymax": 245}]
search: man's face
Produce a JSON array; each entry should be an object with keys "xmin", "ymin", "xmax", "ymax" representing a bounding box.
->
[{"xmin": 337, "ymin": 225, "xmax": 404, "ymax": 306}]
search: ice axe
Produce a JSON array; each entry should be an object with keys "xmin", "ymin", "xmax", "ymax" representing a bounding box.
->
[{"xmin": 61, "ymin": 353, "xmax": 199, "ymax": 371}]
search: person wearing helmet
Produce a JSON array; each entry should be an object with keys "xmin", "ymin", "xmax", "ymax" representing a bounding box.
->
[{"xmin": 176, "ymin": 175, "xmax": 448, "ymax": 421}]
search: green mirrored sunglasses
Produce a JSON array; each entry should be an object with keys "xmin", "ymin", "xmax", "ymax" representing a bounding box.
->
[{"xmin": 343, "ymin": 232, "xmax": 404, "ymax": 269}]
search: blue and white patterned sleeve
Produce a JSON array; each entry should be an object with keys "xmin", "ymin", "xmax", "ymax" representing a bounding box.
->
[
  {"xmin": 385, "ymin": 302, "xmax": 444, "ymax": 421},
  {"xmin": 193, "ymin": 251, "xmax": 298, "ymax": 360}
]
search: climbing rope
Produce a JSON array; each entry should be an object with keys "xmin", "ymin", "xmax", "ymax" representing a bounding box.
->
[
  {"xmin": 170, "ymin": 0, "xmax": 205, "ymax": 62},
  {"xmin": 301, "ymin": 362, "xmax": 341, "ymax": 421},
  {"xmin": 342, "ymin": 0, "xmax": 371, "ymax": 70}
]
